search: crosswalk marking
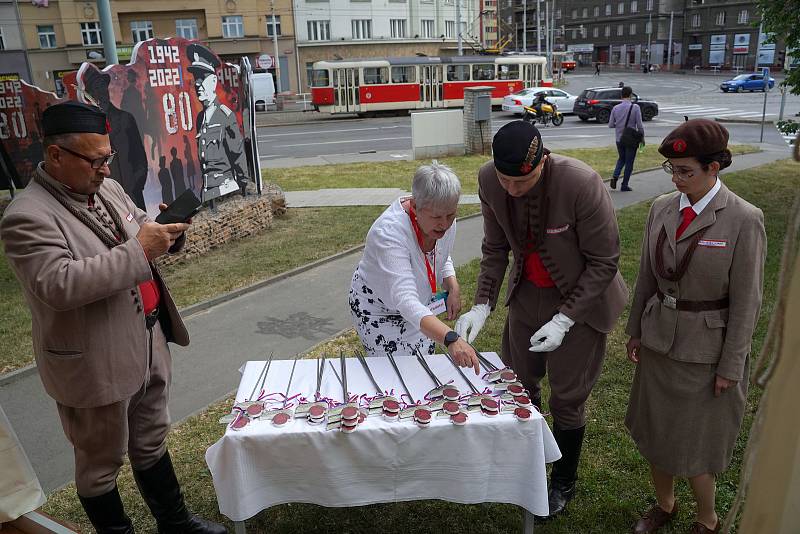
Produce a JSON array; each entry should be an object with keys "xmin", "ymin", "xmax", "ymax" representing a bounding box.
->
[{"xmin": 658, "ymin": 104, "xmax": 776, "ymax": 120}]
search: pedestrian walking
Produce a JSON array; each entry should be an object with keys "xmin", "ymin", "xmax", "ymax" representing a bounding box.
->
[
  {"xmin": 594, "ymin": 63, "xmax": 601, "ymax": 76},
  {"xmin": 608, "ymin": 86, "xmax": 644, "ymax": 191}
]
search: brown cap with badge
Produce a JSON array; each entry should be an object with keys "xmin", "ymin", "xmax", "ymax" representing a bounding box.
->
[
  {"xmin": 658, "ymin": 118, "xmax": 729, "ymax": 159},
  {"xmin": 492, "ymin": 120, "xmax": 549, "ymax": 176},
  {"xmin": 41, "ymin": 101, "xmax": 108, "ymax": 137}
]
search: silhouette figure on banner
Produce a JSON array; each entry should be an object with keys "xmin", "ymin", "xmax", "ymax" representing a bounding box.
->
[
  {"xmin": 81, "ymin": 66, "xmax": 148, "ymax": 209},
  {"xmin": 158, "ymin": 156, "xmax": 174, "ymax": 204},
  {"xmin": 169, "ymin": 147, "xmax": 186, "ymax": 197}
]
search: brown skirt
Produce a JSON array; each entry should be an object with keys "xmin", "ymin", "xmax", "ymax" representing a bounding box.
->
[{"xmin": 625, "ymin": 345, "xmax": 749, "ymax": 478}]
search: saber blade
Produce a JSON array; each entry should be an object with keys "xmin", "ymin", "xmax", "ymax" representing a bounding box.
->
[
  {"xmin": 445, "ymin": 353, "xmax": 480, "ymax": 394},
  {"xmin": 248, "ymin": 351, "xmax": 274, "ymax": 401},
  {"xmin": 356, "ymin": 352, "xmax": 383, "ymax": 395},
  {"xmin": 387, "ymin": 353, "xmax": 415, "ymax": 403},
  {"xmin": 415, "ymin": 350, "xmax": 443, "ymax": 387}
]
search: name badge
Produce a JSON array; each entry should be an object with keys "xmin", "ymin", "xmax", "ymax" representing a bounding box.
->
[
  {"xmin": 428, "ymin": 290, "xmax": 448, "ymax": 316},
  {"xmin": 126, "ymin": 212, "xmax": 134, "ymax": 222},
  {"xmin": 546, "ymin": 224, "xmax": 570, "ymax": 234},
  {"xmin": 698, "ymin": 239, "xmax": 727, "ymax": 248}
]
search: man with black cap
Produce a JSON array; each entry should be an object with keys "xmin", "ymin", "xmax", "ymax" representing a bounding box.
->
[
  {"xmin": 455, "ymin": 120, "xmax": 628, "ymax": 519},
  {"xmin": 0, "ymin": 101, "xmax": 226, "ymax": 534},
  {"xmin": 186, "ymin": 43, "xmax": 247, "ymax": 200}
]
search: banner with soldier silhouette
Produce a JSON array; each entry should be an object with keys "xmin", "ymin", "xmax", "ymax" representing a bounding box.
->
[{"xmin": 0, "ymin": 38, "xmax": 259, "ymax": 215}]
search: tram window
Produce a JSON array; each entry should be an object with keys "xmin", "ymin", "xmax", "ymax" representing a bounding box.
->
[
  {"xmin": 498, "ymin": 64, "xmax": 520, "ymax": 80},
  {"xmin": 363, "ymin": 67, "xmax": 389, "ymax": 84},
  {"xmin": 391, "ymin": 66, "xmax": 416, "ymax": 83},
  {"xmin": 312, "ymin": 69, "xmax": 330, "ymax": 87},
  {"xmin": 446, "ymin": 65, "xmax": 470, "ymax": 81},
  {"xmin": 472, "ymin": 64, "xmax": 495, "ymax": 80}
]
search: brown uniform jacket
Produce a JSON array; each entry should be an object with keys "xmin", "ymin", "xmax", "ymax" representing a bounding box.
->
[
  {"xmin": 0, "ymin": 166, "xmax": 189, "ymax": 409},
  {"xmin": 625, "ymin": 182, "xmax": 765, "ymax": 381},
  {"xmin": 475, "ymin": 156, "xmax": 628, "ymax": 333}
]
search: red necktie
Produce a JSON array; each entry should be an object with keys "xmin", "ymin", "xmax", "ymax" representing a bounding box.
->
[{"xmin": 676, "ymin": 207, "xmax": 697, "ymax": 239}]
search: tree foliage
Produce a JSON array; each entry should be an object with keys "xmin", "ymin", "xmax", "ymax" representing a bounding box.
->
[{"xmin": 757, "ymin": 0, "xmax": 800, "ymax": 94}]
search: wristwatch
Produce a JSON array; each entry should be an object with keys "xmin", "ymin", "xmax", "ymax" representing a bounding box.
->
[{"xmin": 443, "ymin": 330, "xmax": 460, "ymax": 348}]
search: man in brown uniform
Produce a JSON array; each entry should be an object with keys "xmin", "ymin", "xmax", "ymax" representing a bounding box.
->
[
  {"xmin": 0, "ymin": 102, "xmax": 225, "ymax": 534},
  {"xmin": 456, "ymin": 121, "xmax": 628, "ymax": 518}
]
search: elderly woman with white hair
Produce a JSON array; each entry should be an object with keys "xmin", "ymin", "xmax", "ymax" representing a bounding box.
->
[{"xmin": 349, "ymin": 161, "xmax": 480, "ymax": 373}]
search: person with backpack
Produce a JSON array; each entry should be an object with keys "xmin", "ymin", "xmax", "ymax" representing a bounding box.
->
[{"xmin": 608, "ymin": 86, "xmax": 644, "ymax": 192}]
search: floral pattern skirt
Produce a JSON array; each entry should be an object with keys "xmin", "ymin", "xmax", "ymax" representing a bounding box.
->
[{"xmin": 349, "ymin": 271, "xmax": 435, "ymax": 358}]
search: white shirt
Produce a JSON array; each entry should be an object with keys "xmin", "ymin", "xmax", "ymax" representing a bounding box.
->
[
  {"xmin": 354, "ymin": 198, "xmax": 456, "ymax": 329},
  {"xmin": 679, "ymin": 177, "xmax": 721, "ymax": 215}
]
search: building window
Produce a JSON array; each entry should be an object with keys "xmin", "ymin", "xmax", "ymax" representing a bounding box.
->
[
  {"xmin": 593, "ymin": 6, "xmax": 599, "ymax": 16},
  {"xmin": 582, "ymin": 7, "xmax": 587, "ymax": 17},
  {"xmin": 593, "ymin": 26, "xmax": 599, "ymax": 38},
  {"xmin": 630, "ymin": 1, "xmax": 638, "ymax": 13},
  {"xmin": 715, "ymin": 11, "xmax": 725, "ymax": 25},
  {"xmin": 571, "ymin": 9, "xmax": 577, "ymax": 19},
  {"xmin": 266, "ymin": 15, "xmax": 281, "ymax": 36},
  {"xmin": 617, "ymin": 24, "xmax": 623, "ymax": 36},
  {"xmin": 617, "ymin": 2, "xmax": 624, "ymax": 14},
  {"xmin": 645, "ymin": 20, "xmax": 652, "ymax": 34},
  {"xmin": 307, "ymin": 20, "xmax": 330, "ymax": 41},
  {"xmin": 445, "ymin": 20, "xmax": 455, "ymax": 38},
  {"xmin": 80, "ymin": 22, "xmax": 102, "ymax": 46},
  {"xmin": 176, "ymin": 19, "xmax": 198, "ymax": 39},
  {"xmin": 38, "ymin": 25, "xmax": 57, "ymax": 48},
  {"xmin": 390, "ymin": 19, "xmax": 407, "ymax": 38},
  {"xmin": 555, "ymin": 9, "xmax": 561, "ymax": 19},
  {"xmin": 646, "ymin": 0, "xmax": 653, "ymax": 10},
  {"xmin": 421, "ymin": 19, "xmax": 434, "ymax": 38},
  {"xmin": 604, "ymin": 25, "xmax": 610, "ymax": 37},
  {"xmin": 571, "ymin": 29, "xmax": 577, "ymax": 39},
  {"xmin": 629, "ymin": 23, "xmax": 636, "ymax": 35},
  {"xmin": 738, "ymin": 10, "xmax": 748, "ymax": 24},
  {"xmin": 0, "ymin": 28, "xmax": 5, "ymax": 50},
  {"xmin": 605, "ymin": 4, "xmax": 611, "ymax": 16},
  {"xmin": 351, "ymin": 19, "xmax": 372, "ymax": 39},
  {"xmin": 130, "ymin": 20, "xmax": 153, "ymax": 43},
  {"xmin": 222, "ymin": 16, "xmax": 244, "ymax": 38},
  {"xmin": 691, "ymin": 14, "xmax": 701, "ymax": 27}
]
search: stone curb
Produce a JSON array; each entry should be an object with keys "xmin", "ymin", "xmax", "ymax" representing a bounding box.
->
[{"xmin": 715, "ymin": 117, "xmax": 774, "ymax": 125}]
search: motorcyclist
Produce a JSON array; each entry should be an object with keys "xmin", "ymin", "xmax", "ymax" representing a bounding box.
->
[{"xmin": 531, "ymin": 92, "xmax": 555, "ymax": 123}]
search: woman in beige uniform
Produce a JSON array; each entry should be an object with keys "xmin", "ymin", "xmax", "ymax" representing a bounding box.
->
[{"xmin": 625, "ymin": 119, "xmax": 766, "ymax": 534}]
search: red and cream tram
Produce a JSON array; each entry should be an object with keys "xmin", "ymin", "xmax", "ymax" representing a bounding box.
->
[{"xmin": 310, "ymin": 55, "xmax": 550, "ymax": 115}]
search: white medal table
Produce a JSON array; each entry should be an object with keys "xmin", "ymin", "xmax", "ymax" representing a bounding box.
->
[{"xmin": 205, "ymin": 353, "xmax": 561, "ymax": 533}]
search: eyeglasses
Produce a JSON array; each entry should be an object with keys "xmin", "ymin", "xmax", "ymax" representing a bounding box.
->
[
  {"xmin": 58, "ymin": 146, "xmax": 116, "ymax": 169},
  {"xmin": 661, "ymin": 160, "xmax": 702, "ymax": 181}
]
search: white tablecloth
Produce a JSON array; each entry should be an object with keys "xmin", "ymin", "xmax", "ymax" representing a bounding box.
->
[{"xmin": 205, "ymin": 352, "xmax": 561, "ymax": 522}]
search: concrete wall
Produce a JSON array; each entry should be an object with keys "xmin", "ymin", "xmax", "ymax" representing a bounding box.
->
[{"xmin": 411, "ymin": 109, "xmax": 464, "ymax": 160}]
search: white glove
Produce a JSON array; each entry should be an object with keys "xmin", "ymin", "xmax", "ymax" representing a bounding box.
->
[
  {"xmin": 454, "ymin": 304, "xmax": 491, "ymax": 343},
  {"xmin": 529, "ymin": 312, "xmax": 575, "ymax": 353}
]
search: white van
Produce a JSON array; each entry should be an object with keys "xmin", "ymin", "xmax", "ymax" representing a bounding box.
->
[{"xmin": 252, "ymin": 73, "xmax": 275, "ymax": 111}]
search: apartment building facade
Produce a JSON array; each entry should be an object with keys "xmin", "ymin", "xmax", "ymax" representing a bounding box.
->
[
  {"xmin": 16, "ymin": 0, "xmax": 300, "ymax": 95},
  {"xmin": 681, "ymin": 0, "xmax": 785, "ymax": 70},
  {"xmin": 293, "ymin": 0, "xmax": 482, "ymax": 91},
  {"xmin": 0, "ymin": 0, "xmax": 31, "ymax": 81}
]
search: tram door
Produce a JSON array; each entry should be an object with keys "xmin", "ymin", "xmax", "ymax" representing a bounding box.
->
[
  {"xmin": 418, "ymin": 65, "xmax": 443, "ymax": 108},
  {"xmin": 522, "ymin": 63, "xmax": 540, "ymax": 87},
  {"xmin": 333, "ymin": 68, "xmax": 360, "ymax": 113}
]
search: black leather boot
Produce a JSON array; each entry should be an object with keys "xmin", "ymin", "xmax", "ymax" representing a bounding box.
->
[
  {"xmin": 133, "ymin": 452, "xmax": 227, "ymax": 534},
  {"xmin": 541, "ymin": 425, "xmax": 586, "ymax": 520},
  {"xmin": 78, "ymin": 486, "xmax": 135, "ymax": 534}
]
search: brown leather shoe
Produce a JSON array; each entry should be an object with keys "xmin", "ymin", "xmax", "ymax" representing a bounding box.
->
[
  {"xmin": 632, "ymin": 501, "xmax": 678, "ymax": 533},
  {"xmin": 688, "ymin": 520, "xmax": 720, "ymax": 534}
]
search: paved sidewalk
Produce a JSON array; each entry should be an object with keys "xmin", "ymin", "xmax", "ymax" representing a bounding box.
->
[
  {"xmin": 0, "ymin": 145, "xmax": 790, "ymax": 493},
  {"xmin": 285, "ymin": 188, "xmax": 480, "ymax": 207}
]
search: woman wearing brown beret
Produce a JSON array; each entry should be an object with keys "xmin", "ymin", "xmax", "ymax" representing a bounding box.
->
[{"xmin": 624, "ymin": 119, "xmax": 766, "ymax": 534}]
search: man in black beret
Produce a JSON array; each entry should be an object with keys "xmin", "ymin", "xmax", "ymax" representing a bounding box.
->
[
  {"xmin": 455, "ymin": 120, "xmax": 629, "ymax": 519},
  {"xmin": 0, "ymin": 101, "xmax": 226, "ymax": 534}
]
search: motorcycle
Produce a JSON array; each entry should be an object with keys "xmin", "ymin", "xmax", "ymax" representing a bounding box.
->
[{"xmin": 522, "ymin": 101, "xmax": 564, "ymax": 127}]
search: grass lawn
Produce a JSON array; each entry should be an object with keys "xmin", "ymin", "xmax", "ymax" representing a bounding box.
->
[
  {"xmin": 42, "ymin": 159, "xmax": 799, "ymax": 533},
  {"xmin": 0, "ymin": 203, "xmax": 480, "ymax": 374},
  {"xmin": 268, "ymin": 144, "xmax": 760, "ymax": 194}
]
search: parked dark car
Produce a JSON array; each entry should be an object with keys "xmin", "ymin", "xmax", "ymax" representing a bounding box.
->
[
  {"xmin": 720, "ymin": 73, "xmax": 775, "ymax": 92},
  {"xmin": 574, "ymin": 87, "xmax": 659, "ymax": 123}
]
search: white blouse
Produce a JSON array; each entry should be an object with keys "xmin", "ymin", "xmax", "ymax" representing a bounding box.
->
[{"xmin": 353, "ymin": 198, "xmax": 457, "ymax": 329}]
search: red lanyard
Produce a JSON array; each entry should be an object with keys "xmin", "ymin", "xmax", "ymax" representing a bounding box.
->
[{"xmin": 408, "ymin": 204, "xmax": 436, "ymax": 293}]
